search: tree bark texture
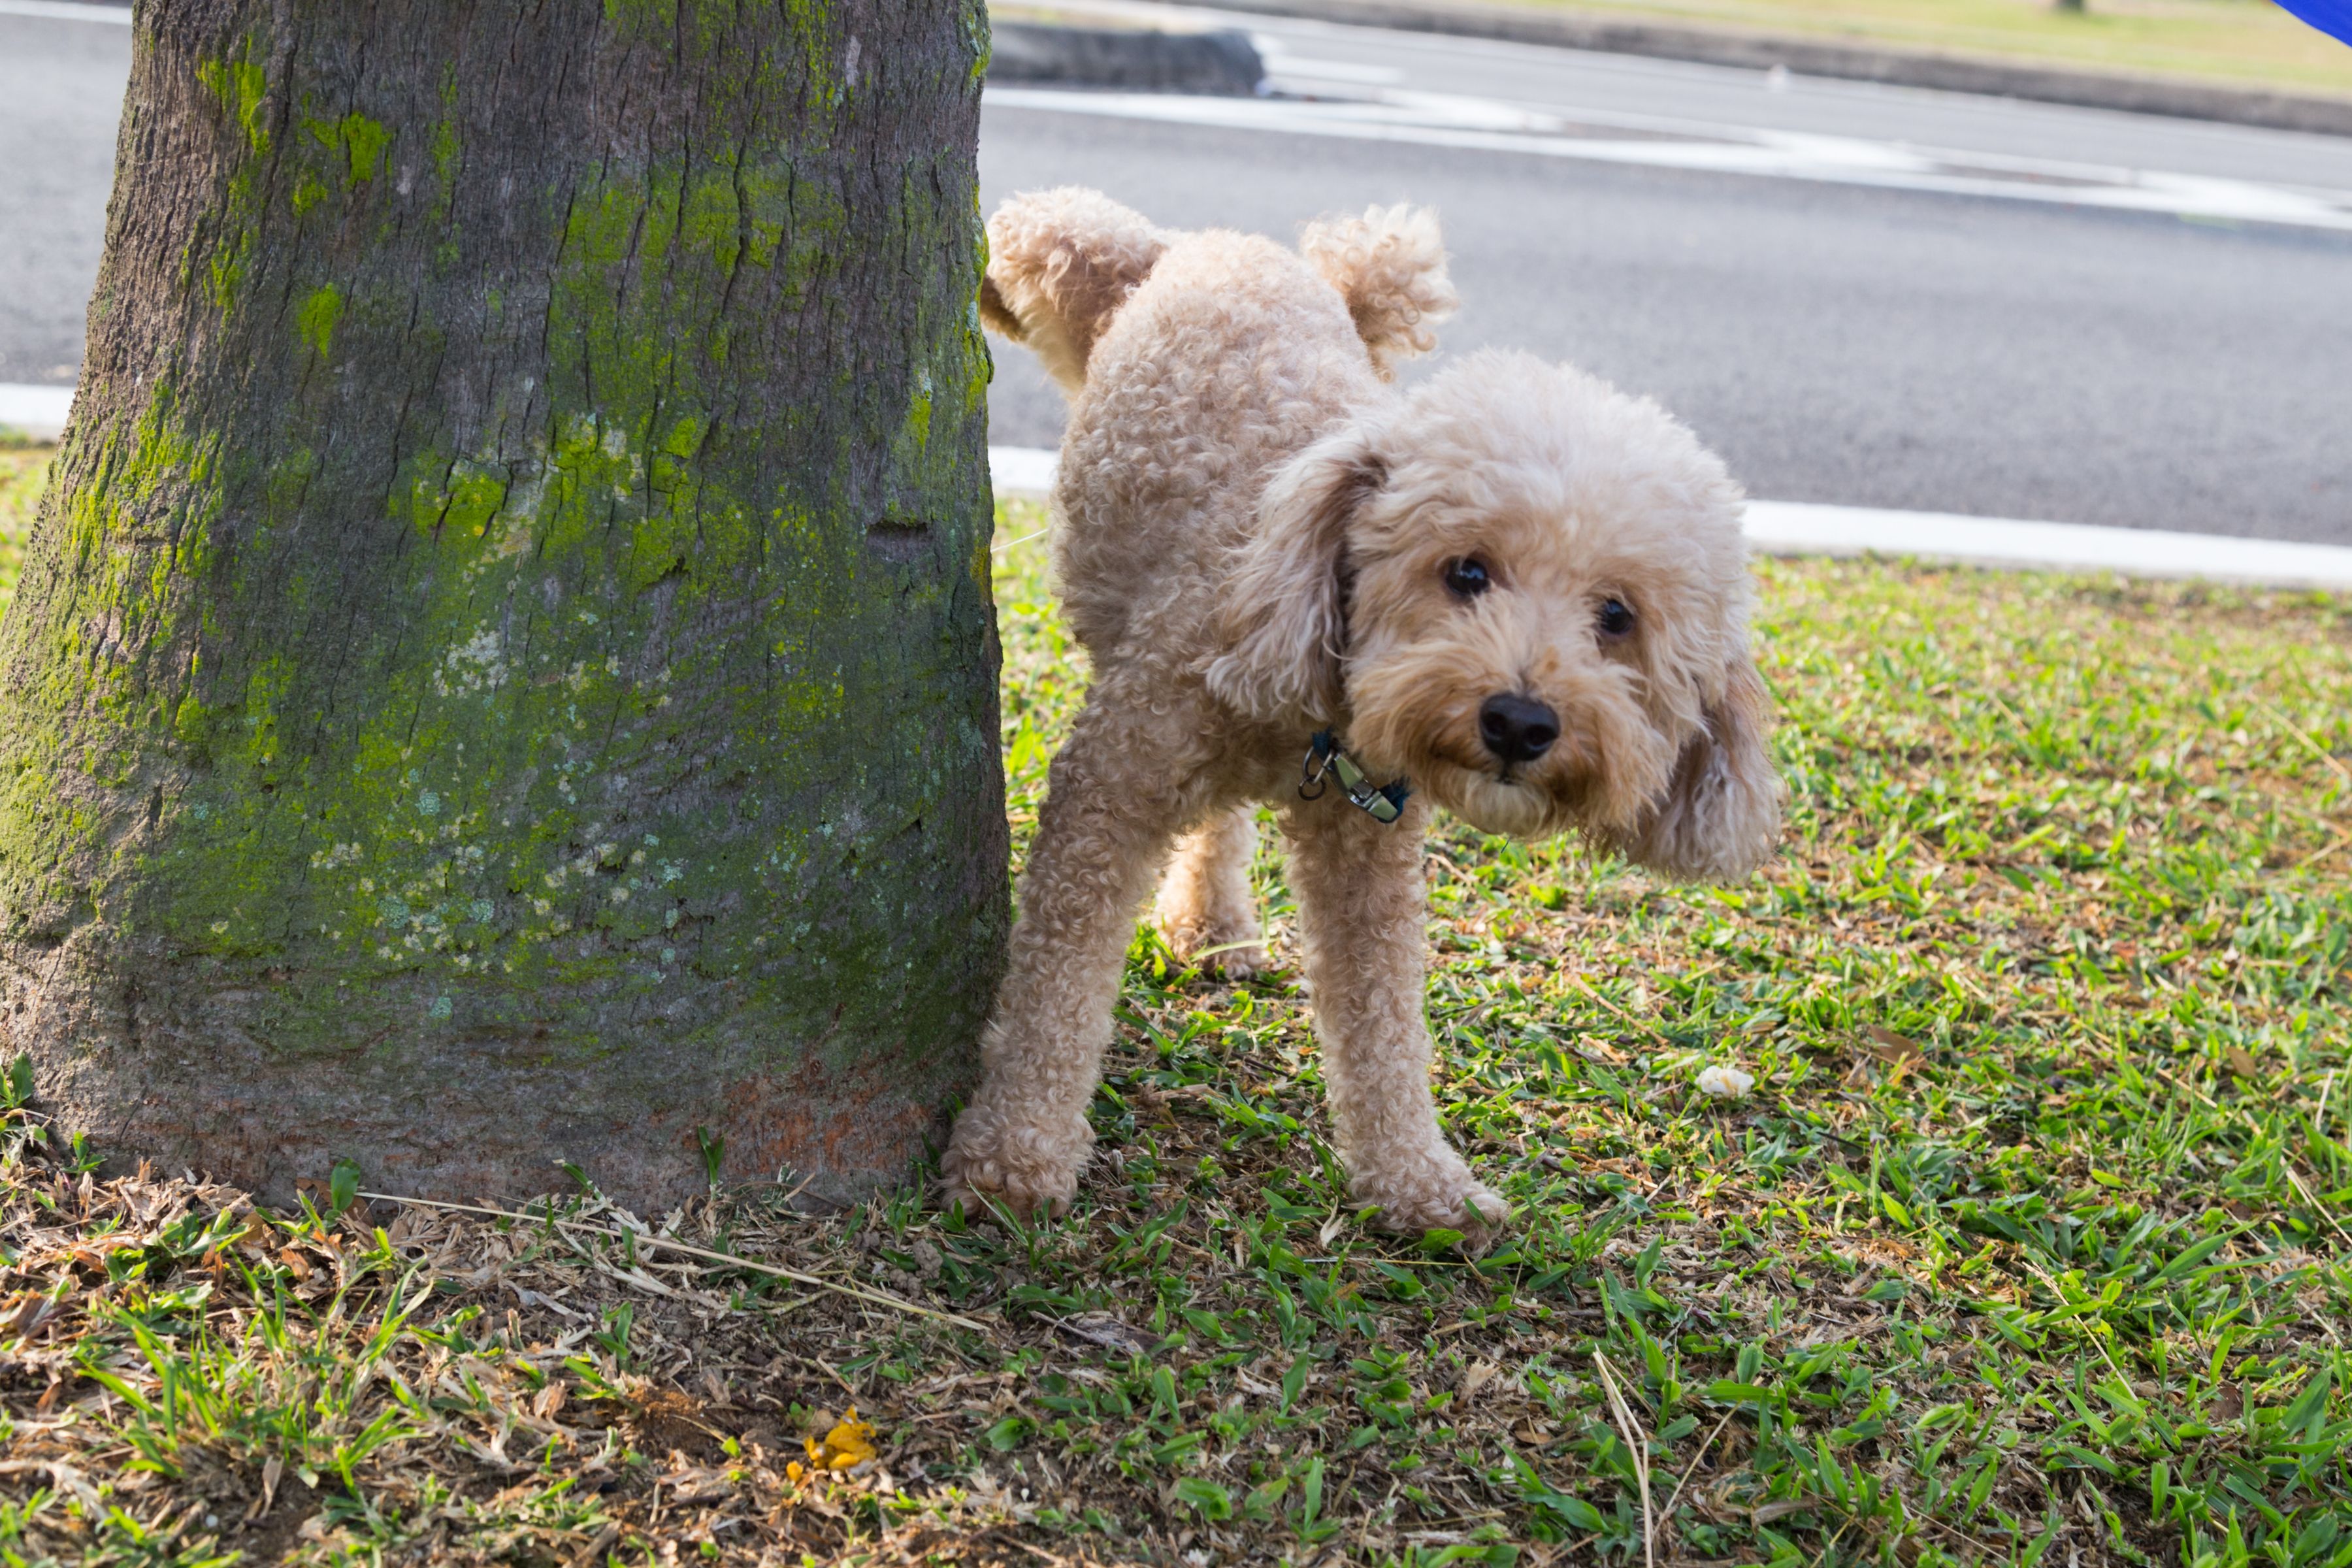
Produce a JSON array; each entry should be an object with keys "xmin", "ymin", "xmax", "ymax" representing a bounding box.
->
[{"xmin": 0, "ymin": 0, "xmax": 1007, "ymax": 1209}]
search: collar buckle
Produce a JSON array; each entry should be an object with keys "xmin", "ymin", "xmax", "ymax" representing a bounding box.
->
[{"xmin": 1301, "ymin": 730, "xmax": 1410, "ymax": 825}]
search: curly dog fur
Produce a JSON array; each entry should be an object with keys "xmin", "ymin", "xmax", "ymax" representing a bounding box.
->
[{"xmin": 950, "ymin": 188, "xmax": 1783, "ymax": 1242}]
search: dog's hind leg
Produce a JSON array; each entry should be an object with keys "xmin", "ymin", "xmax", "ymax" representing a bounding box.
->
[
  {"xmin": 1153, "ymin": 807, "xmax": 1269, "ymax": 977},
  {"xmin": 1281, "ymin": 793, "xmax": 1509, "ymax": 1247},
  {"xmin": 942, "ymin": 692, "xmax": 1197, "ymax": 1222}
]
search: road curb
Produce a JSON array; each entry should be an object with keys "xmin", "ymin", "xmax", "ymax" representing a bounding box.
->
[
  {"xmin": 988, "ymin": 448, "xmax": 2352, "ymax": 592},
  {"xmin": 0, "ymin": 384, "xmax": 73, "ymax": 444},
  {"xmin": 1159, "ymin": 0, "xmax": 2352, "ymax": 138},
  {"xmin": 990, "ymin": 20, "xmax": 1266, "ymax": 93},
  {"xmin": 1742, "ymin": 502, "xmax": 2352, "ymax": 593}
]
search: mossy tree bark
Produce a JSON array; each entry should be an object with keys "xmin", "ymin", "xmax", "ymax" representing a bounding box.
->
[{"xmin": 0, "ymin": 1, "xmax": 1007, "ymax": 1209}]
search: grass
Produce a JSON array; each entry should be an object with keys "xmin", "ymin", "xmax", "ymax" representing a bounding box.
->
[
  {"xmin": 1465, "ymin": 0, "xmax": 2352, "ymax": 101},
  {"xmin": 0, "ymin": 445, "xmax": 42, "ymax": 605},
  {"xmin": 0, "ymin": 465, "xmax": 2346, "ymax": 1564}
]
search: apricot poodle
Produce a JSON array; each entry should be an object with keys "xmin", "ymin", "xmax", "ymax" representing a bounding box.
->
[{"xmin": 945, "ymin": 188, "xmax": 1782, "ymax": 1241}]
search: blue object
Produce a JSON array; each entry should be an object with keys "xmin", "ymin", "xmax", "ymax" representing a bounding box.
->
[{"xmin": 2276, "ymin": 0, "xmax": 2352, "ymax": 50}]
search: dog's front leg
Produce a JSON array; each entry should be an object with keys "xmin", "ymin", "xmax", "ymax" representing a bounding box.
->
[
  {"xmin": 1282, "ymin": 794, "xmax": 1509, "ymax": 1244},
  {"xmin": 943, "ymin": 708, "xmax": 1188, "ymax": 1222}
]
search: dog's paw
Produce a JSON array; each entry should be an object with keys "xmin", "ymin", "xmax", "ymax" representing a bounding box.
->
[
  {"xmin": 1157, "ymin": 917, "xmax": 1273, "ymax": 979},
  {"xmin": 1194, "ymin": 940, "xmax": 1275, "ymax": 979},
  {"xmin": 1352, "ymin": 1162, "xmax": 1512, "ymax": 1252},
  {"xmin": 940, "ymin": 1107, "xmax": 1085, "ymax": 1224}
]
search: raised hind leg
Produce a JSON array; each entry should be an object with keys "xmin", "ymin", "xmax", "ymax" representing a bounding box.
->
[{"xmin": 1153, "ymin": 806, "xmax": 1269, "ymax": 977}]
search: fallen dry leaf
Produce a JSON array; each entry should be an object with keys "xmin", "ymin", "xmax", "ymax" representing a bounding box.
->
[
  {"xmin": 1864, "ymin": 1026, "xmax": 1924, "ymax": 1064},
  {"xmin": 1056, "ymin": 1313, "xmax": 1156, "ymax": 1358},
  {"xmin": 1, "ymin": 1292, "xmax": 58, "ymax": 1338}
]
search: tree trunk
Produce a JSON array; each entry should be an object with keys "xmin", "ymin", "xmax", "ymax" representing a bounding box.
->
[{"xmin": 0, "ymin": 0, "xmax": 1007, "ymax": 1211}]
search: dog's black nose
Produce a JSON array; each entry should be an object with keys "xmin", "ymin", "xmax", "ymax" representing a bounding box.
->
[{"xmin": 1478, "ymin": 694, "xmax": 1560, "ymax": 764}]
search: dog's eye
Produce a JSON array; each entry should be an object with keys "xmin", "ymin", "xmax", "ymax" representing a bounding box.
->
[
  {"xmin": 1443, "ymin": 557, "xmax": 1492, "ymax": 598},
  {"xmin": 1597, "ymin": 597, "xmax": 1635, "ymax": 638}
]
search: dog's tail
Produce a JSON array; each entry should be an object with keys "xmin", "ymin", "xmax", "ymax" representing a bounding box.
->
[
  {"xmin": 979, "ymin": 188, "xmax": 1168, "ymax": 396},
  {"xmin": 1299, "ymin": 204, "xmax": 1459, "ymax": 380}
]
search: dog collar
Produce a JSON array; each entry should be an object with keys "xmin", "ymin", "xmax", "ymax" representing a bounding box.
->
[{"xmin": 1299, "ymin": 730, "xmax": 1411, "ymax": 824}]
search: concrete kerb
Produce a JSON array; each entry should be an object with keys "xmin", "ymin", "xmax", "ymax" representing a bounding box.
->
[
  {"xmin": 1148, "ymin": 0, "xmax": 2352, "ymax": 139},
  {"xmin": 987, "ymin": 447, "xmax": 2352, "ymax": 593},
  {"xmin": 0, "ymin": 385, "xmax": 74, "ymax": 445},
  {"xmin": 990, "ymin": 17, "xmax": 1266, "ymax": 93}
]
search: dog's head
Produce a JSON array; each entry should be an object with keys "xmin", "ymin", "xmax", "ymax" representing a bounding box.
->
[{"xmin": 1207, "ymin": 349, "xmax": 1782, "ymax": 881}]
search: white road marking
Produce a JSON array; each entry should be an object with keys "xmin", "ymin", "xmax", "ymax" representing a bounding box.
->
[
  {"xmin": 988, "ymin": 446, "xmax": 2352, "ymax": 589},
  {"xmin": 0, "ymin": 384, "xmax": 73, "ymax": 442},
  {"xmin": 1262, "ymin": 56, "xmax": 1407, "ymax": 87},
  {"xmin": 985, "ymin": 86, "xmax": 2352, "ymax": 235},
  {"xmin": 1250, "ymin": 34, "xmax": 1405, "ymax": 88},
  {"xmin": 0, "ymin": 0, "xmax": 130, "ymax": 21}
]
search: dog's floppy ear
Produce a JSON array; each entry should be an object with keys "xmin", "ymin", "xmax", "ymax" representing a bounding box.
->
[
  {"xmin": 1603, "ymin": 650, "xmax": 1783, "ymax": 882},
  {"xmin": 1205, "ymin": 423, "xmax": 1386, "ymax": 726}
]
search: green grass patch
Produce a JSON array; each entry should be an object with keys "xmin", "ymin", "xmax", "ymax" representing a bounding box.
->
[
  {"xmin": 0, "ymin": 446, "xmax": 45, "ymax": 608},
  {"xmin": 0, "ymin": 482, "xmax": 2343, "ymax": 1563},
  {"xmin": 1477, "ymin": 0, "xmax": 2352, "ymax": 100}
]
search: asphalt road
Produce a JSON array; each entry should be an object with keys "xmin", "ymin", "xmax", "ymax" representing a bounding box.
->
[
  {"xmin": 0, "ymin": 7, "xmax": 126, "ymax": 389},
  {"xmin": 6, "ymin": 3, "xmax": 2351, "ymax": 539}
]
